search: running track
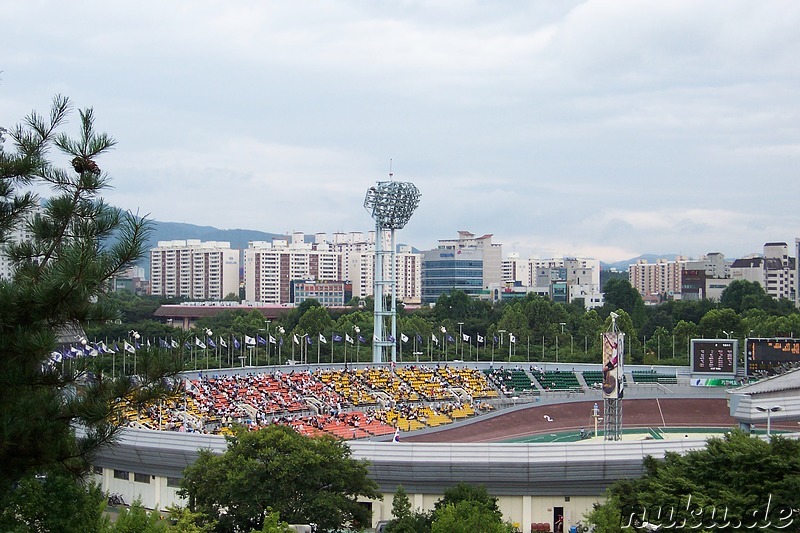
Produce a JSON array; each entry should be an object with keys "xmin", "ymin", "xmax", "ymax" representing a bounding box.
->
[{"xmin": 405, "ymin": 398, "xmax": 797, "ymax": 443}]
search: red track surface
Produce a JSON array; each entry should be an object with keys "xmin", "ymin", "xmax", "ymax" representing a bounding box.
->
[{"xmin": 406, "ymin": 398, "xmax": 756, "ymax": 443}]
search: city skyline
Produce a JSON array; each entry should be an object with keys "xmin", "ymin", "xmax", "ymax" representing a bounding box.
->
[{"xmin": 2, "ymin": 2, "xmax": 799, "ymax": 263}]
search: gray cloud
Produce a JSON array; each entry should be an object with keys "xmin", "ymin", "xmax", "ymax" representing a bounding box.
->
[{"xmin": 1, "ymin": 0, "xmax": 798, "ymax": 262}]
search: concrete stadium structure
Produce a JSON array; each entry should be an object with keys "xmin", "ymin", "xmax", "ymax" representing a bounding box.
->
[{"xmin": 88, "ymin": 364, "xmax": 800, "ymax": 532}]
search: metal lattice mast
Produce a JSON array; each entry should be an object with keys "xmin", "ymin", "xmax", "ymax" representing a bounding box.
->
[
  {"xmin": 603, "ymin": 312, "xmax": 625, "ymax": 441},
  {"xmin": 364, "ymin": 177, "xmax": 420, "ymax": 364}
]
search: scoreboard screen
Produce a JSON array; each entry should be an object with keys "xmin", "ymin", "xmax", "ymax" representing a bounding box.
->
[
  {"xmin": 746, "ymin": 338, "xmax": 800, "ymax": 377},
  {"xmin": 691, "ymin": 340, "xmax": 736, "ymax": 374}
]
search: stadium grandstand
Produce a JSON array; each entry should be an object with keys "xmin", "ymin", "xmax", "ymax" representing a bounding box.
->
[{"xmin": 93, "ymin": 362, "xmax": 800, "ymax": 532}]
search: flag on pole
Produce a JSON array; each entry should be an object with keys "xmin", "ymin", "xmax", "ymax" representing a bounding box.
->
[
  {"xmin": 358, "ymin": 335, "xmax": 366, "ymax": 344},
  {"xmin": 233, "ymin": 337, "xmax": 241, "ymax": 349},
  {"xmin": 401, "ymin": 333, "xmax": 409, "ymax": 343},
  {"xmin": 416, "ymin": 333, "xmax": 423, "ymax": 344},
  {"xmin": 171, "ymin": 339, "xmax": 179, "ymax": 349},
  {"xmin": 373, "ymin": 335, "xmax": 380, "ymax": 343},
  {"xmin": 159, "ymin": 338, "xmax": 168, "ymax": 348},
  {"xmin": 332, "ymin": 333, "xmax": 343, "ymax": 342},
  {"xmin": 477, "ymin": 334, "xmax": 484, "ymax": 343},
  {"xmin": 431, "ymin": 333, "xmax": 439, "ymax": 344},
  {"xmin": 219, "ymin": 337, "xmax": 228, "ymax": 348},
  {"xmin": 509, "ymin": 333, "xmax": 516, "ymax": 343},
  {"xmin": 462, "ymin": 333, "xmax": 470, "ymax": 342},
  {"xmin": 123, "ymin": 341, "xmax": 136, "ymax": 354},
  {"xmin": 319, "ymin": 333, "xmax": 327, "ymax": 344},
  {"xmin": 293, "ymin": 334, "xmax": 300, "ymax": 345},
  {"xmin": 245, "ymin": 335, "xmax": 256, "ymax": 346},
  {"xmin": 493, "ymin": 335, "xmax": 499, "ymax": 344},
  {"xmin": 446, "ymin": 334, "xmax": 455, "ymax": 343},
  {"xmin": 306, "ymin": 335, "xmax": 312, "ymax": 345},
  {"xmin": 393, "ymin": 427, "xmax": 400, "ymax": 443},
  {"xmin": 269, "ymin": 335, "xmax": 277, "ymax": 344},
  {"xmin": 207, "ymin": 337, "xmax": 216, "ymax": 349},
  {"xmin": 195, "ymin": 337, "xmax": 206, "ymax": 349},
  {"xmin": 345, "ymin": 334, "xmax": 354, "ymax": 344},
  {"xmin": 257, "ymin": 335, "xmax": 267, "ymax": 346},
  {"xmin": 388, "ymin": 334, "xmax": 395, "ymax": 343}
]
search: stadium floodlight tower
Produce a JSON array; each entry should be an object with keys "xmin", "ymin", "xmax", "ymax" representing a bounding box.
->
[
  {"xmin": 364, "ymin": 177, "xmax": 421, "ymax": 364},
  {"xmin": 602, "ymin": 312, "xmax": 625, "ymax": 441}
]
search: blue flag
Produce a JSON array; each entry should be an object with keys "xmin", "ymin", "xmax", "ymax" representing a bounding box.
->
[
  {"xmin": 446, "ymin": 334, "xmax": 455, "ymax": 343},
  {"xmin": 358, "ymin": 334, "xmax": 366, "ymax": 344},
  {"xmin": 233, "ymin": 337, "xmax": 241, "ymax": 349},
  {"xmin": 306, "ymin": 335, "xmax": 313, "ymax": 345},
  {"xmin": 332, "ymin": 333, "xmax": 343, "ymax": 342},
  {"xmin": 416, "ymin": 333, "xmax": 423, "ymax": 344},
  {"xmin": 257, "ymin": 335, "xmax": 267, "ymax": 346},
  {"xmin": 388, "ymin": 334, "xmax": 395, "ymax": 343},
  {"xmin": 207, "ymin": 338, "xmax": 216, "ymax": 349},
  {"xmin": 493, "ymin": 336, "xmax": 499, "ymax": 344}
]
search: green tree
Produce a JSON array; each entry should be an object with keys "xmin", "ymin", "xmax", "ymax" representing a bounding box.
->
[
  {"xmin": 0, "ymin": 96, "xmax": 179, "ymax": 491},
  {"xmin": 179, "ymin": 425, "xmax": 381, "ymax": 533},
  {"xmin": 384, "ymin": 484, "xmax": 430, "ymax": 533},
  {"xmin": 0, "ymin": 467, "xmax": 109, "ymax": 532},
  {"xmin": 586, "ymin": 431, "xmax": 800, "ymax": 531},
  {"xmin": 111, "ymin": 499, "xmax": 168, "ymax": 532},
  {"xmin": 720, "ymin": 280, "xmax": 769, "ymax": 314},
  {"xmin": 603, "ymin": 279, "xmax": 646, "ymax": 327},
  {"xmin": 433, "ymin": 482, "xmax": 501, "ymax": 516},
  {"xmin": 431, "ymin": 501, "xmax": 516, "ymax": 533}
]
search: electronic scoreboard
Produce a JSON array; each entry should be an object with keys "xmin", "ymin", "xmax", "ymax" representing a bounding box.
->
[
  {"xmin": 691, "ymin": 339, "xmax": 736, "ymax": 375},
  {"xmin": 746, "ymin": 338, "xmax": 800, "ymax": 377}
]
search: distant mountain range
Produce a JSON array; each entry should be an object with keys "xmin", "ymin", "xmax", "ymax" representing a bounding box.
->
[
  {"xmin": 142, "ymin": 220, "xmax": 680, "ymax": 272},
  {"xmin": 146, "ymin": 220, "xmax": 282, "ymax": 252},
  {"xmin": 600, "ymin": 254, "xmax": 680, "ymax": 272}
]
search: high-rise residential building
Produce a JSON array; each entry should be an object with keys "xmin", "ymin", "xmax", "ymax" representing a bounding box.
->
[
  {"xmin": 150, "ymin": 240, "xmax": 239, "ymax": 300},
  {"xmin": 501, "ymin": 252, "xmax": 529, "ymax": 285},
  {"xmin": 628, "ymin": 258, "xmax": 686, "ymax": 304},
  {"xmin": 421, "ymin": 231, "xmax": 502, "ymax": 304},
  {"xmin": 244, "ymin": 233, "xmax": 342, "ymax": 304},
  {"xmin": 244, "ymin": 231, "xmax": 422, "ymax": 306},
  {"xmin": 731, "ymin": 243, "xmax": 796, "ymax": 302}
]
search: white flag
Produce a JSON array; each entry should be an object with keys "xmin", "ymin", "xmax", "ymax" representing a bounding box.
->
[
  {"xmin": 219, "ymin": 337, "xmax": 228, "ymax": 348},
  {"xmin": 244, "ymin": 335, "xmax": 256, "ymax": 346},
  {"xmin": 269, "ymin": 335, "xmax": 277, "ymax": 344},
  {"xmin": 400, "ymin": 333, "xmax": 409, "ymax": 343},
  {"xmin": 477, "ymin": 334, "xmax": 484, "ymax": 343},
  {"xmin": 123, "ymin": 341, "xmax": 136, "ymax": 354},
  {"xmin": 462, "ymin": 333, "xmax": 470, "ymax": 342},
  {"xmin": 195, "ymin": 337, "xmax": 206, "ymax": 349},
  {"xmin": 509, "ymin": 333, "xmax": 516, "ymax": 344},
  {"xmin": 373, "ymin": 335, "xmax": 380, "ymax": 342},
  {"xmin": 431, "ymin": 333, "xmax": 439, "ymax": 344},
  {"xmin": 293, "ymin": 334, "xmax": 300, "ymax": 345},
  {"xmin": 393, "ymin": 427, "xmax": 400, "ymax": 443},
  {"xmin": 346, "ymin": 334, "xmax": 354, "ymax": 344},
  {"xmin": 319, "ymin": 333, "xmax": 327, "ymax": 344}
]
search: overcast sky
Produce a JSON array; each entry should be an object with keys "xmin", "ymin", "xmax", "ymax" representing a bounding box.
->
[{"xmin": 2, "ymin": 1, "xmax": 799, "ymax": 262}]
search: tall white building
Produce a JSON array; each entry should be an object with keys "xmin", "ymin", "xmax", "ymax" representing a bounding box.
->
[
  {"xmin": 731, "ymin": 243, "xmax": 796, "ymax": 302},
  {"xmin": 244, "ymin": 231, "xmax": 422, "ymax": 305},
  {"xmin": 150, "ymin": 240, "xmax": 239, "ymax": 300},
  {"xmin": 244, "ymin": 233, "xmax": 342, "ymax": 304},
  {"xmin": 501, "ymin": 252, "xmax": 529, "ymax": 285},
  {"xmin": 628, "ymin": 258, "xmax": 686, "ymax": 303},
  {"xmin": 530, "ymin": 257, "xmax": 602, "ymax": 307}
]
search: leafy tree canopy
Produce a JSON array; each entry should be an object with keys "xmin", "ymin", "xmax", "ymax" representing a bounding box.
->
[{"xmin": 179, "ymin": 425, "xmax": 381, "ymax": 533}]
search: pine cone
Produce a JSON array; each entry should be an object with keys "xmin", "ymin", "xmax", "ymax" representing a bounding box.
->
[{"xmin": 71, "ymin": 156, "xmax": 101, "ymax": 174}]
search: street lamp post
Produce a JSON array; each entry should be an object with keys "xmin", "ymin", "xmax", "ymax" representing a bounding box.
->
[
  {"xmin": 557, "ymin": 323, "xmax": 566, "ymax": 363},
  {"xmin": 755, "ymin": 405, "xmax": 782, "ymax": 436},
  {"xmin": 497, "ymin": 330, "xmax": 506, "ymax": 364}
]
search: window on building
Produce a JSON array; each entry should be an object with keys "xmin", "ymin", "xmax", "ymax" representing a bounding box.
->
[
  {"xmin": 134, "ymin": 472, "xmax": 150, "ymax": 484},
  {"xmin": 166, "ymin": 477, "xmax": 182, "ymax": 488},
  {"xmin": 113, "ymin": 470, "xmax": 129, "ymax": 480}
]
